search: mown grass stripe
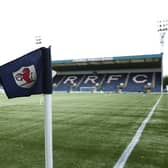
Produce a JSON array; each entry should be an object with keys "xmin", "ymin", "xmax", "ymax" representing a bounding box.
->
[
  {"xmin": 0, "ymin": 93, "xmax": 161, "ymax": 167},
  {"xmin": 113, "ymin": 95, "xmax": 162, "ymax": 168}
]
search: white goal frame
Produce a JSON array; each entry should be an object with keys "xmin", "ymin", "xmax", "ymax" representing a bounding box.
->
[{"xmin": 79, "ymin": 86, "xmax": 97, "ymax": 92}]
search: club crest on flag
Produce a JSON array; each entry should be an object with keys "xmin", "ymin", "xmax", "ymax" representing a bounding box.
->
[{"xmin": 13, "ymin": 65, "xmax": 37, "ymax": 88}]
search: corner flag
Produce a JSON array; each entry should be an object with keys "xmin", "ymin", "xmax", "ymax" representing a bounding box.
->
[
  {"xmin": 0, "ymin": 47, "xmax": 52, "ymax": 98},
  {"xmin": 0, "ymin": 47, "xmax": 54, "ymax": 168}
]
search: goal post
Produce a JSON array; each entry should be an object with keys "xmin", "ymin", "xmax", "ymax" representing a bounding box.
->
[{"xmin": 79, "ymin": 86, "xmax": 97, "ymax": 92}]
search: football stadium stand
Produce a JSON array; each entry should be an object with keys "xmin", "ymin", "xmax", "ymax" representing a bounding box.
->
[{"xmin": 52, "ymin": 54, "xmax": 162, "ymax": 93}]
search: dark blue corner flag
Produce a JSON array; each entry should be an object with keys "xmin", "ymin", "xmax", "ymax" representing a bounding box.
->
[{"xmin": 0, "ymin": 47, "xmax": 52, "ymax": 98}]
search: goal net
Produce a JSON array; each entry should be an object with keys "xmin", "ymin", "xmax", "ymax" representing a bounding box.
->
[{"xmin": 80, "ymin": 86, "xmax": 96, "ymax": 92}]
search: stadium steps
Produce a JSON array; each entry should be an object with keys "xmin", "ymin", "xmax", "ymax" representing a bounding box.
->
[
  {"xmin": 124, "ymin": 73, "xmax": 130, "ymax": 88},
  {"xmin": 55, "ymin": 75, "xmax": 66, "ymax": 87},
  {"xmin": 98, "ymin": 74, "xmax": 107, "ymax": 90},
  {"xmin": 75, "ymin": 75, "xmax": 86, "ymax": 90},
  {"xmin": 151, "ymin": 72, "xmax": 155, "ymax": 88}
]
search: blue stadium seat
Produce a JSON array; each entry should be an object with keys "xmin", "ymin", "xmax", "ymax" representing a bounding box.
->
[{"xmin": 53, "ymin": 72, "xmax": 161, "ymax": 92}]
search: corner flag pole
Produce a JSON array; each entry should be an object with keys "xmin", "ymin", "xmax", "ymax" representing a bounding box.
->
[
  {"xmin": 44, "ymin": 94, "xmax": 53, "ymax": 168},
  {"xmin": 35, "ymin": 36, "xmax": 53, "ymax": 168}
]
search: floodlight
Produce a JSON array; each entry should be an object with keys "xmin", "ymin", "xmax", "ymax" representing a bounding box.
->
[
  {"xmin": 157, "ymin": 19, "xmax": 168, "ymax": 93},
  {"xmin": 35, "ymin": 35, "xmax": 42, "ymax": 45}
]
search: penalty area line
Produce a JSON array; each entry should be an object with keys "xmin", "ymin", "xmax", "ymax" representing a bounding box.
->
[{"xmin": 113, "ymin": 95, "xmax": 162, "ymax": 168}]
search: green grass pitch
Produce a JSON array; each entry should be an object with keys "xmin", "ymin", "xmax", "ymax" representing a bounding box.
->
[{"xmin": 0, "ymin": 93, "xmax": 168, "ymax": 168}]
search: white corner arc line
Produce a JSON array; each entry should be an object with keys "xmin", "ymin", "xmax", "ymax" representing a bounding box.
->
[{"xmin": 113, "ymin": 95, "xmax": 162, "ymax": 168}]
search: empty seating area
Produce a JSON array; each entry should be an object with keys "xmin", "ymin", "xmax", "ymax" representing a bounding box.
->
[{"xmin": 53, "ymin": 72, "xmax": 161, "ymax": 92}]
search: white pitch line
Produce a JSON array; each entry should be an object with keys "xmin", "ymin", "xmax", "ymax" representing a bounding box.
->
[{"xmin": 113, "ymin": 95, "xmax": 162, "ymax": 168}]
